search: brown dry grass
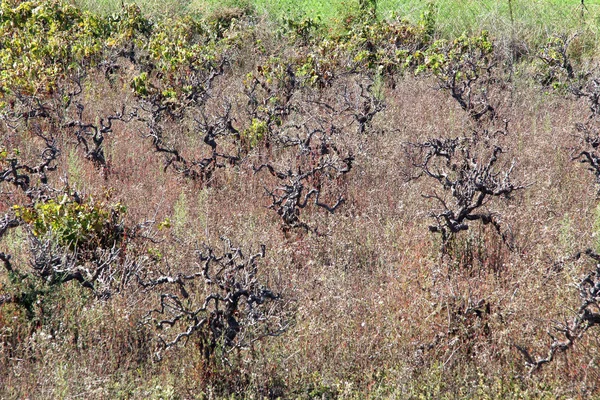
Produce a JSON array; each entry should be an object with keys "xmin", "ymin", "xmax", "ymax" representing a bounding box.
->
[{"xmin": 3, "ymin": 22, "xmax": 600, "ymax": 400}]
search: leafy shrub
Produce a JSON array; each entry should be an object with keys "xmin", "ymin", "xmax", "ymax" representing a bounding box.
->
[
  {"xmin": 280, "ymin": 15, "xmax": 323, "ymax": 45},
  {"xmin": 534, "ymin": 34, "xmax": 576, "ymax": 90},
  {"xmin": 13, "ymin": 193, "xmax": 125, "ymax": 253},
  {"xmin": 0, "ymin": 0, "xmax": 107, "ymax": 94},
  {"xmin": 241, "ymin": 118, "xmax": 268, "ymax": 151},
  {"xmin": 419, "ymin": 31, "xmax": 496, "ymax": 122}
]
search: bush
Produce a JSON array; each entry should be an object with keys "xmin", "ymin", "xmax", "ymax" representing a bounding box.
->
[{"xmin": 13, "ymin": 193, "xmax": 125, "ymax": 253}]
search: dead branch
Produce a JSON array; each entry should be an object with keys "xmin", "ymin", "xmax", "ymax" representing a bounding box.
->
[
  {"xmin": 140, "ymin": 238, "xmax": 290, "ymax": 362},
  {"xmin": 27, "ymin": 234, "xmax": 122, "ymax": 293},
  {"xmin": 407, "ymin": 130, "xmax": 524, "ymax": 248},
  {"xmin": 253, "ymin": 141, "xmax": 353, "ymax": 233},
  {"xmin": 0, "ymin": 130, "xmax": 60, "ymax": 199},
  {"xmin": 65, "ymin": 103, "xmax": 137, "ymax": 171},
  {"xmin": 516, "ymin": 249, "xmax": 600, "ymax": 374},
  {"xmin": 137, "ymin": 96, "xmax": 242, "ymax": 184},
  {"xmin": 571, "ymin": 78, "xmax": 600, "ymax": 189}
]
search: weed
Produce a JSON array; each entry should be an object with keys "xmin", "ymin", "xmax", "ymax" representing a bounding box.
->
[{"xmin": 4, "ymin": 0, "xmax": 600, "ymax": 397}]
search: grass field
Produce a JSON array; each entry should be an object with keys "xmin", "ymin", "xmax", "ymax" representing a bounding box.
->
[{"xmin": 72, "ymin": 0, "xmax": 600, "ymax": 39}]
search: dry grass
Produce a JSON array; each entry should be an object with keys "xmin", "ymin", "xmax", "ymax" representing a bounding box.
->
[{"xmin": 4, "ymin": 11, "xmax": 600, "ymax": 400}]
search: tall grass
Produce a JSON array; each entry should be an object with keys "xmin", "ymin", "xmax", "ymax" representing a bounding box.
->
[{"xmin": 72, "ymin": 0, "xmax": 600, "ymax": 40}]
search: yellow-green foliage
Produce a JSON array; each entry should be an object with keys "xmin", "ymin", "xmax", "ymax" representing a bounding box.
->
[
  {"xmin": 0, "ymin": 147, "xmax": 20, "ymax": 161},
  {"xmin": 131, "ymin": 71, "xmax": 150, "ymax": 97},
  {"xmin": 13, "ymin": 194, "xmax": 126, "ymax": 251},
  {"xmin": 419, "ymin": 31, "xmax": 494, "ymax": 76},
  {"xmin": 341, "ymin": 15, "xmax": 429, "ymax": 71},
  {"xmin": 0, "ymin": 0, "xmax": 489, "ymax": 102},
  {"xmin": 133, "ymin": 15, "xmax": 244, "ymax": 106},
  {"xmin": 241, "ymin": 118, "xmax": 267, "ymax": 150},
  {"xmin": 0, "ymin": 1, "xmax": 156, "ymax": 97},
  {"xmin": 533, "ymin": 35, "xmax": 578, "ymax": 91},
  {"xmin": 147, "ymin": 17, "xmax": 208, "ymax": 72},
  {"xmin": 280, "ymin": 15, "xmax": 322, "ymax": 44},
  {"xmin": 104, "ymin": 3, "xmax": 152, "ymax": 44},
  {"xmin": 294, "ymin": 14, "xmax": 430, "ymax": 75},
  {"xmin": 0, "ymin": 0, "xmax": 108, "ymax": 95}
]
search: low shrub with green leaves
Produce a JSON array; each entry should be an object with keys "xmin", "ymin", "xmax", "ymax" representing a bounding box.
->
[
  {"xmin": 13, "ymin": 194, "xmax": 125, "ymax": 253},
  {"xmin": 0, "ymin": 0, "xmax": 105, "ymax": 95},
  {"xmin": 0, "ymin": 1, "xmax": 155, "ymax": 96}
]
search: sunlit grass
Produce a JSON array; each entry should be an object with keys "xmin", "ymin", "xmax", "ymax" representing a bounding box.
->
[{"xmin": 72, "ymin": 0, "xmax": 600, "ymax": 40}]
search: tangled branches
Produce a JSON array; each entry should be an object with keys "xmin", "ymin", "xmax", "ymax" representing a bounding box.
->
[
  {"xmin": 254, "ymin": 115, "xmax": 354, "ymax": 233},
  {"xmin": 134, "ymin": 59, "xmax": 247, "ymax": 185},
  {"xmin": 0, "ymin": 131, "xmax": 59, "ymax": 200},
  {"xmin": 254, "ymin": 154, "xmax": 352, "ymax": 233},
  {"xmin": 573, "ymin": 124, "xmax": 600, "ymax": 189},
  {"xmin": 516, "ymin": 250, "xmax": 600, "ymax": 374},
  {"xmin": 137, "ymin": 98, "xmax": 243, "ymax": 184},
  {"xmin": 409, "ymin": 32, "xmax": 525, "ymax": 251},
  {"xmin": 571, "ymin": 78, "xmax": 600, "ymax": 190},
  {"xmin": 26, "ymin": 235, "xmax": 123, "ymax": 294},
  {"xmin": 407, "ymin": 128, "xmax": 524, "ymax": 248},
  {"xmin": 251, "ymin": 75, "xmax": 383, "ymax": 233},
  {"xmin": 244, "ymin": 62, "xmax": 299, "ymax": 128},
  {"xmin": 423, "ymin": 32, "xmax": 498, "ymax": 124},
  {"xmin": 66, "ymin": 103, "xmax": 137, "ymax": 171},
  {"xmin": 141, "ymin": 238, "xmax": 290, "ymax": 362}
]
